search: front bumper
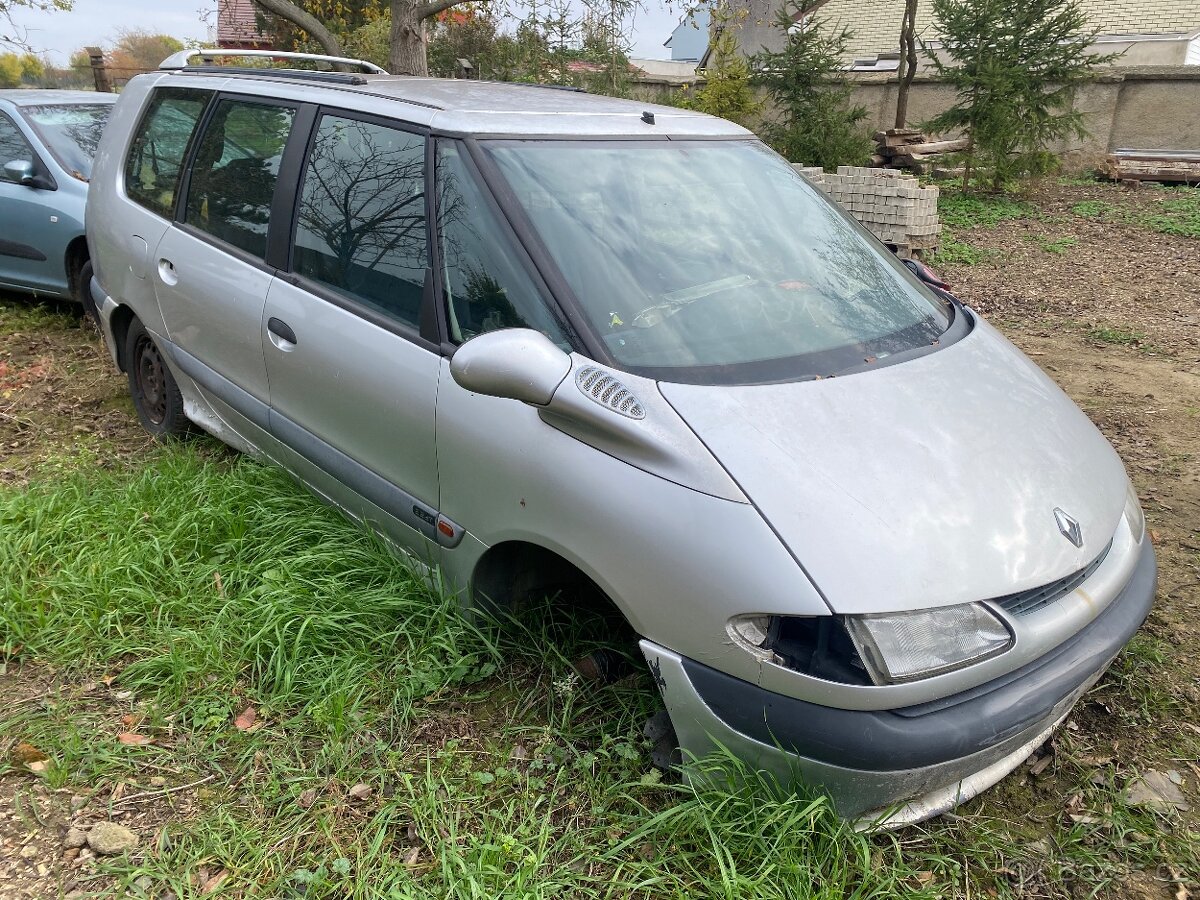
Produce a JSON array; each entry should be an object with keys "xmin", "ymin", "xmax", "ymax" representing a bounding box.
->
[{"xmin": 641, "ymin": 538, "xmax": 1156, "ymax": 826}]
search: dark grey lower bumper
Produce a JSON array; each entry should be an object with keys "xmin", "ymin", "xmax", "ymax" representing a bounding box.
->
[{"xmin": 682, "ymin": 539, "xmax": 1156, "ymax": 772}]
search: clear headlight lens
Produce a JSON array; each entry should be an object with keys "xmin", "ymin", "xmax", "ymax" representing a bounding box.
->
[
  {"xmin": 844, "ymin": 603, "xmax": 1012, "ymax": 685},
  {"xmin": 1124, "ymin": 480, "xmax": 1145, "ymax": 544}
]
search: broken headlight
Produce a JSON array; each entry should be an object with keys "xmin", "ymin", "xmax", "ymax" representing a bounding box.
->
[{"xmin": 730, "ymin": 603, "xmax": 1013, "ymax": 686}]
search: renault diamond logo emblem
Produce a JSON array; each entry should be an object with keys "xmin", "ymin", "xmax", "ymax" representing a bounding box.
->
[{"xmin": 1054, "ymin": 508, "xmax": 1083, "ymax": 548}]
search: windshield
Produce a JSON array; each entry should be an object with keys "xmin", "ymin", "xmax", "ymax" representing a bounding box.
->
[
  {"xmin": 23, "ymin": 103, "xmax": 113, "ymax": 181},
  {"xmin": 485, "ymin": 140, "xmax": 954, "ymax": 384}
]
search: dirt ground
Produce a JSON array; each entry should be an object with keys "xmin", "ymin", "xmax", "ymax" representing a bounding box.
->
[{"xmin": 1, "ymin": 179, "xmax": 1198, "ymax": 898}]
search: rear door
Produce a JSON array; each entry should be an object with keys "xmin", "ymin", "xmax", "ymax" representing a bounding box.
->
[
  {"xmin": 262, "ymin": 110, "xmax": 444, "ymax": 555},
  {"xmin": 152, "ymin": 94, "xmax": 310, "ymax": 446},
  {"xmin": 0, "ymin": 110, "xmax": 59, "ymax": 293}
]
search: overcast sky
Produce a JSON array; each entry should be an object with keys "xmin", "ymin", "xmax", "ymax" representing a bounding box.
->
[{"xmin": 6, "ymin": 0, "xmax": 683, "ymax": 65}]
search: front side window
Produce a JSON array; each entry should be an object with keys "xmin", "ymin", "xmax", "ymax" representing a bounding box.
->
[
  {"xmin": 23, "ymin": 103, "xmax": 112, "ymax": 180},
  {"xmin": 292, "ymin": 115, "xmax": 427, "ymax": 330},
  {"xmin": 0, "ymin": 113, "xmax": 34, "ymax": 182},
  {"xmin": 184, "ymin": 99, "xmax": 295, "ymax": 259},
  {"xmin": 125, "ymin": 88, "xmax": 210, "ymax": 217},
  {"xmin": 486, "ymin": 140, "xmax": 955, "ymax": 384},
  {"xmin": 436, "ymin": 143, "xmax": 567, "ymax": 346}
]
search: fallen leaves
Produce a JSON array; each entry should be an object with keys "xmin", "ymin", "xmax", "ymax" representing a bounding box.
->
[
  {"xmin": 117, "ymin": 731, "xmax": 154, "ymax": 746},
  {"xmin": 297, "ymin": 788, "xmax": 319, "ymax": 809},
  {"xmin": 1125, "ymin": 770, "xmax": 1189, "ymax": 812},
  {"xmin": 200, "ymin": 869, "xmax": 229, "ymax": 894},
  {"xmin": 347, "ymin": 783, "xmax": 373, "ymax": 802},
  {"xmin": 10, "ymin": 742, "xmax": 47, "ymax": 764},
  {"xmin": 11, "ymin": 741, "xmax": 50, "ymax": 774},
  {"xmin": 233, "ymin": 705, "xmax": 257, "ymax": 731}
]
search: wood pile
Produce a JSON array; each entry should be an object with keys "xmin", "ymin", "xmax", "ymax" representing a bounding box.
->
[
  {"xmin": 1099, "ymin": 150, "xmax": 1200, "ymax": 185},
  {"xmin": 873, "ymin": 129, "xmax": 969, "ymax": 174}
]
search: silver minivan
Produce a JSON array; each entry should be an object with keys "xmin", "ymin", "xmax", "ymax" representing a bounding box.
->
[{"xmin": 87, "ymin": 50, "xmax": 1155, "ymax": 825}]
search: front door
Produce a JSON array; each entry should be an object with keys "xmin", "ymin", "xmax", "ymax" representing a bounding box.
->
[
  {"xmin": 152, "ymin": 95, "xmax": 303, "ymax": 449},
  {"xmin": 263, "ymin": 111, "xmax": 442, "ymax": 557},
  {"xmin": 0, "ymin": 111, "xmax": 57, "ymax": 294}
]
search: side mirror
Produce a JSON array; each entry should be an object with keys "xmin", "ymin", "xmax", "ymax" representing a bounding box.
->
[
  {"xmin": 450, "ymin": 328, "xmax": 572, "ymax": 406},
  {"xmin": 3, "ymin": 159, "xmax": 36, "ymax": 186}
]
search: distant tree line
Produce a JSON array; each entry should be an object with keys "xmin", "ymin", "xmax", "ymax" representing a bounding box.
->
[{"xmin": 0, "ymin": 29, "xmax": 185, "ymax": 89}]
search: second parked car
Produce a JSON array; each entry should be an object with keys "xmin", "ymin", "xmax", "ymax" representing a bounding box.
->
[{"xmin": 0, "ymin": 89, "xmax": 116, "ymax": 315}]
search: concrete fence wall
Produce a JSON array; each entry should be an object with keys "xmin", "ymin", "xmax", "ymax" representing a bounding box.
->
[
  {"xmin": 847, "ymin": 66, "xmax": 1200, "ymax": 168},
  {"xmin": 633, "ymin": 66, "xmax": 1200, "ymax": 170}
]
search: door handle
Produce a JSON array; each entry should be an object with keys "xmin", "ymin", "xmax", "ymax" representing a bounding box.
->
[
  {"xmin": 267, "ymin": 317, "xmax": 297, "ymax": 348},
  {"xmin": 157, "ymin": 257, "xmax": 178, "ymax": 286}
]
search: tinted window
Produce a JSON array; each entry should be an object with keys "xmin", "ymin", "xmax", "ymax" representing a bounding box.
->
[
  {"xmin": 0, "ymin": 113, "xmax": 33, "ymax": 182},
  {"xmin": 293, "ymin": 115, "xmax": 427, "ymax": 330},
  {"xmin": 185, "ymin": 99, "xmax": 295, "ymax": 259},
  {"xmin": 125, "ymin": 88, "xmax": 210, "ymax": 217},
  {"xmin": 24, "ymin": 103, "xmax": 112, "ymax": 180},
  {"xmin": 437, "ymin": 143, "xmax": 567, "ymax": 347}
]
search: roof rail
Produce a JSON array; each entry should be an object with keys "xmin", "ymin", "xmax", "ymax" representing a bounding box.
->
[{"xmin": 159, "ymin": 48, "xmax": 388, "ymax": 76}]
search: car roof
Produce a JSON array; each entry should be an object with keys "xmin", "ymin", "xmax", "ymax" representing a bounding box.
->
[
  {"xmin": 0, "ymin": 89, "xmax": 118, "ymax": 108},
  {"xmin": 160, "ymin": 71, "xmax": 751, "ymax": 139}
]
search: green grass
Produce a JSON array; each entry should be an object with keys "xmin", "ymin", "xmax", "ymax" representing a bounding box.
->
[
  {"xmin": 1086, "ymin": 324, "xmax": 1146, "ymax": 347},
  {"xmin": 1072, "ymin": 189, "xmax": 1200, "ymax": 239},
  {"xmin": 932, "ymin": 232, "xmax": 991, "ymax": 266},
  {"xmin": 931, "ymin": 192, "xmax": 1033, "ymax": 268},
  {"xmin": 938, "ymin": 193, "xmax": 1034, "ymax": 230},
  {"xmin": 1072, "ymin": 200, "xmax": 1118, "ymax": 219},
  {"xmin": 0, "ymin": 447, "xmax": 938, "ymax": 898},
  {"xmin": 0, "ymin": 297, "xmax": 80, "ymax": 336},
  {"xmin": 3, "ymin": 447, "xmax": 1197, "ymax": 898},
  {"xmin": 1024, "ymin": 235, "xmax": 1078, "ymax": 255}
]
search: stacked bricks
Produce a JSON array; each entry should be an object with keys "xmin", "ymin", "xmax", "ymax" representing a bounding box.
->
[{"xmin": 793, "ymin": 165, "xmax": 940, "ymax": 259}]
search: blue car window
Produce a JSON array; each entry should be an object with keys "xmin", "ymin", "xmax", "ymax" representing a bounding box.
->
[{"xmin": 22, "ymin": 104, "xmax": 111, "ymax": 181}]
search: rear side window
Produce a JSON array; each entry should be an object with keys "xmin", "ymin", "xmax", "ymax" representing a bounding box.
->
[
  {"xmin": 125, "ymin": 88, "xmax": 210, "ymax": 217},
  {"xmin": 292, "ymin": 114, "xmax": 427, "ymax": 330},
  {"xmin": 185, "ymin": 99, "xmax": 296, "ymax": 259}
]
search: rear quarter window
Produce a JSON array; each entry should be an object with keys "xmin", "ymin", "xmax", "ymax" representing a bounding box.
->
[{"xmin": 124, "ymin": 87, "xmax": 211, "ymax": 218}]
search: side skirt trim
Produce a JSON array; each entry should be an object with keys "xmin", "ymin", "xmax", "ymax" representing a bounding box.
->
[{"xmin": 163, "ymin": 340, "xmax": 463, "ymax": 547}]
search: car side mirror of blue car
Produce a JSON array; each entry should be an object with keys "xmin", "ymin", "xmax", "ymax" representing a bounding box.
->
[
  {"xmin": 449, "ymin": 328, "xmax": 572, "ymax": 407},
  {"xmin": 3, "ymin": 159, "xmax": 37, "ymax": 186}
]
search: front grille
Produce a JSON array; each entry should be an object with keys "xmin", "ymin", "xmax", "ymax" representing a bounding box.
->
[{"xmin": 993, "ymin": 541, "xmax": 1113, "ymax": 617}]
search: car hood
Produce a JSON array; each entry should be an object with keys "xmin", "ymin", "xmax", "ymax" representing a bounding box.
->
[{"xmin": 657, "ymin": 318, "xmax": 1128, "ymax": 615}]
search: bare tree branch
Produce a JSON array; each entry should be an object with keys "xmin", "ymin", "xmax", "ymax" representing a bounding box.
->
[
  {"xmin": 249, "ymin": 0, "xmax": 344, "ymax": 59},
  {"xmin": 412, "ymin": 0, "xmax": 466, "ymax": 23}
]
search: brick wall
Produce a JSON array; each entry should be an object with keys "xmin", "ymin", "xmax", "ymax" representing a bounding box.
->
[{"xmin": 217, "ymin": 0, "xmax": 274, "ymax": 49}]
